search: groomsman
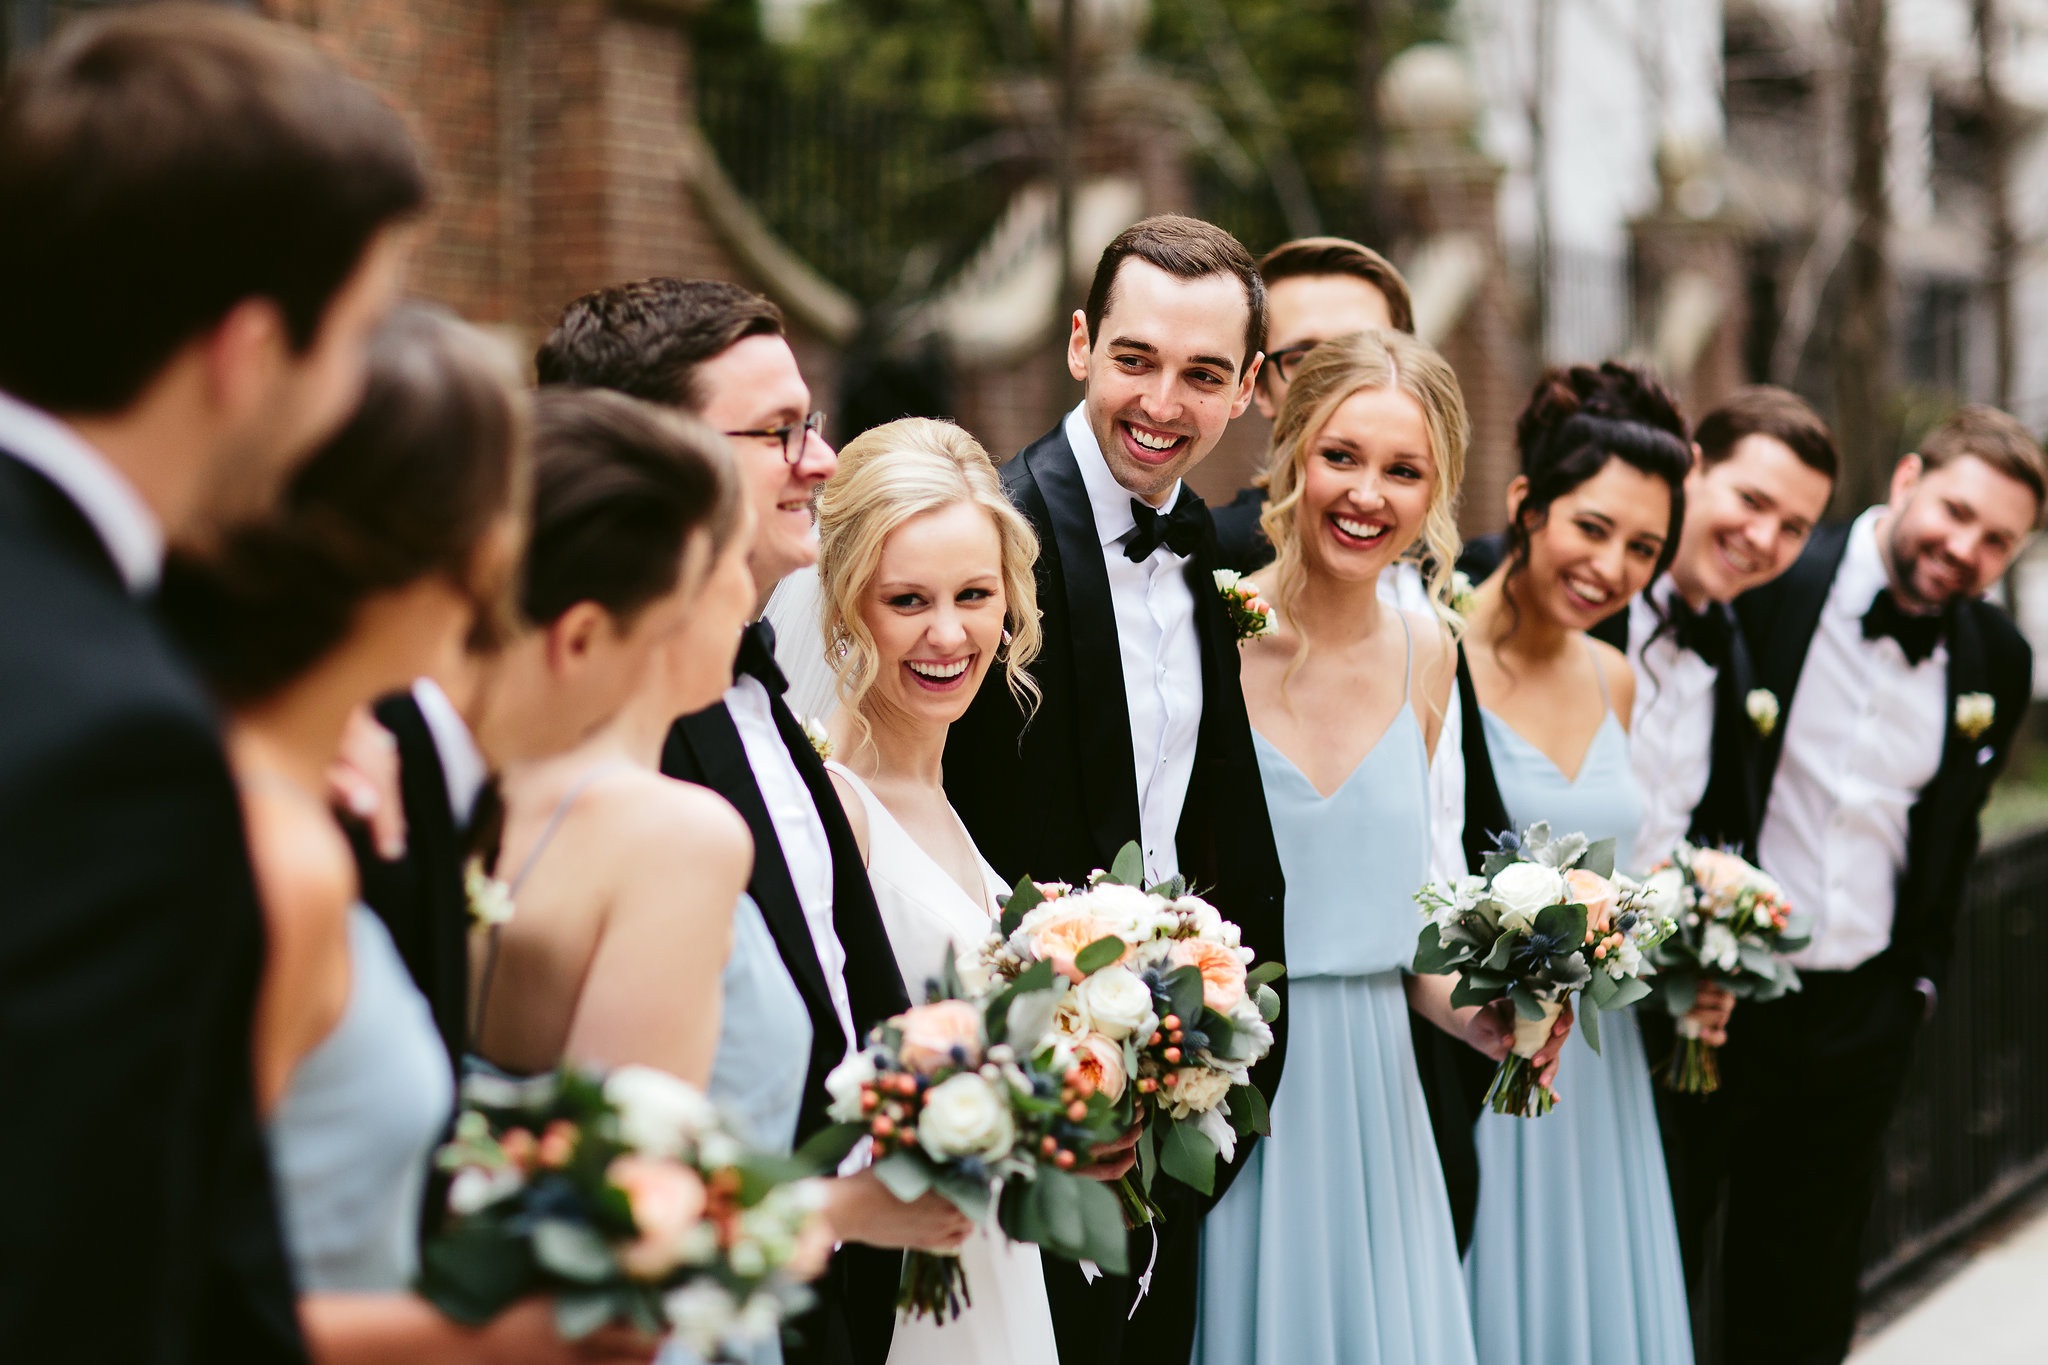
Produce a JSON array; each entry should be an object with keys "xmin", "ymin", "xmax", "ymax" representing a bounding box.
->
[
  {"xmin": 1212, "ymin": 236, "xmax": 1414, "ymax": 571},
  {"xmin": 1719, "ymin": 405, "xmax": 2042, "ymax": 1365},
  {"xmin": 537, "ymin": 279, "xmax": 947, "ymax": 1365},
  {"xmin": 0, "ymin": 10, "xmax": 424, "ymax": 1359},
  {"xmin": 945, "ymin": 215, "xmax": 1289, "ymax": 1365}
]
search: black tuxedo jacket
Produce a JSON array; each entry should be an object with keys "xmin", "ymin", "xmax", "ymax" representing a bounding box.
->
[
  {"xmin": 946, "ymin": 424, "xmax": 1291, "ymax": 1178},
  {"xmin": 1733, "ymin": 521, "xmax": 2031, "ymax": 986},
  {"xmin": 662, "ymin": 689, "xmax": 909, "ymax": 1365},
  {"xmin": 0, "ymin": 453, "xmax": 304, "ymax": 1362},
  {"xmin": 353, "ymin": 689, "xmax": 472, "ymax": 1076},
  {"xmin": 1211, "ymin": 485, "xmax": 1274, "ymax": 574}
]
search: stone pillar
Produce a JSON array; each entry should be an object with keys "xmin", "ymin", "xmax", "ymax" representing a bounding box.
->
[{"xmin": 1629, "ymin": 138, "xmax": 1752, "ymax": 421}]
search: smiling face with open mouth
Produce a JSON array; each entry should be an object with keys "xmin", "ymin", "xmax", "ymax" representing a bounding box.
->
[
  {"xmin": 1068, "ymin": 259, "xmax": 1261, "ymax": 506},
  {"xmin": 1294, "ymin": 385, "xmax": 1436, "ymax": 583},
  {"xmin": 1882, "ymin": 452, "xmax": 2040, "ymax": 613},
  {"xmin": 1676, "ymin": 433, "xmax": 1832, "ymax": 605},
  {"xmin": 858, "ymin": 500, "xmax": 1008, "ymax": 734},
  {"xmin": 1517, "ymin": 457, "xmax": 1674, "ymax": 632}
]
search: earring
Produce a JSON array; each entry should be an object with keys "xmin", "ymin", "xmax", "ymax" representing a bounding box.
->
[{"xmin": 1001, "ymin": 628, "xmax": 1013, "ymax": 648}]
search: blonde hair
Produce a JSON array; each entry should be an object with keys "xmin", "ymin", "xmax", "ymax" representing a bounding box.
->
[
  {"xmin": 1257, "ymin": 330, "xmax": 1470, "ymax": 666},
  {"xmin": 816, "ymin": 418, "xmax": 1042, "ymax": 753}
]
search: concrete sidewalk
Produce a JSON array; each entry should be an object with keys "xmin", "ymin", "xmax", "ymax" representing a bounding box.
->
[{"xmin": 1850, "ymin": 1198, "xmax": 2048, "ymax": 1364}]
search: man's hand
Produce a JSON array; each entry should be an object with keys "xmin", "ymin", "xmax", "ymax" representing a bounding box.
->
[
  {"xmin": 1684, "ymin": 981, "xmax": 1737, "ymax": 1047},
  {"xmin": 329, "ymin": 704, "xmax": 406, "ymax": 860}
]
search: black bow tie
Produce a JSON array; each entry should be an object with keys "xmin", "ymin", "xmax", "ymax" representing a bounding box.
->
[
  {"xmin": 1125, "ymin": 492, "xmax": 1208, "ymax": 564},
  {"xmin": 1666, "ymin": 596, "xmax": 1731, "ymax": 669},
  {"xmin": 1862, "ymin": 590, "xmax": 1944, "ymax": 666},
  {"xmin": 734, "ymin": 619, "xmax": 789, "ymax": 695}
]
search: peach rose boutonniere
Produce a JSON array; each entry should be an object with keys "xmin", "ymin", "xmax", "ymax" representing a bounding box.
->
[{"xmin": 1214, "ymin": 569, "xmax": 1276, "ymax": 642}]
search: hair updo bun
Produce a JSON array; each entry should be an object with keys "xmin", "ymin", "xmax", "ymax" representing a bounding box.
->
[{"xmin": 1502, "ymin": 360, "xmax": 1692, "ymax": 607}]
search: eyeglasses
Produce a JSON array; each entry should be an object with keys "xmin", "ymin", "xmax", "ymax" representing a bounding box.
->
[
  {"xmin": 1263, "ymin": 344, "xmax": 1317, "ymax": 385},
  {"xmin": 724, "ymin": 411, "xmax": 827, "ymax": 465}
]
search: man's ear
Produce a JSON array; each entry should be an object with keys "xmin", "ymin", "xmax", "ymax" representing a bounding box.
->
[
  {"xmin": 203, "ymin": 296, "xmax": 290, "ymax": 420},
  {"xmin": 1066, "ymin": 310, "xmax": 1092, "ymax": 383},
  {"xmin": 1228, "ymin": 353, "xmax": 1264, "ymax": 421},
  {"xmin": 1888, "ymin": 452, "xmax": 1925, "ymax": 510}
]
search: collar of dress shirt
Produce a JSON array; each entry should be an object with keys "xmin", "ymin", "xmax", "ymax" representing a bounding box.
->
[
  {"xmin": 1832, "ymin": 505, "xmax": 1898, "ymax": 624},
  {"xmin": 1062, "ymin": 402, "xmax": 1185, "ymax": 551},
  {"xmin": 0, "ymin": 389, "xmax": 164, "ymax": 593},
  {"xmin": 411, "ymin": 677, "xmax": 491, "ymax": 825}
]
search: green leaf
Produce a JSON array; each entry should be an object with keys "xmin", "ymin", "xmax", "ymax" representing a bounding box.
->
[
  {"xmin": 531, "ymin": 1219, "xmax": 614, "ymax": 1285},
  {"xmin": 1135, "ymin": 1119, "xmax": 1158, "ymax": 1195},
  {"xmin": 1109, "ymin": 842, "xmax": 1145, "ymax": 888},
  {"xmin": 1413, "ymin": 925, "xmax": 1467, "ymax": 976},
  {"xmin": 1449, "ymin": 975, "xmax": 1500, "ymax": 1010},
  {"xmin": 1478, "ymin": 933, "xmax": 1516, "ymax": 972},
  {"xmin": 1580, "ymin": 838, "xmax": 1616, "ymax": 879},
  {"xmin": 1603, "ymin": 976, "xmax": 1650, "ymax": 1013},
  {"xmin": 794, "ymin": 1120, "xmax": 867, "ymax": 1174},
  {"xmin": 1227, "ymin": 1082, "xmax": 1271, "ymax": 1136},
  {"xmin": 416, "ymin": 1226, "xmax": 533, "ymax": 1326},
  {"xmin": 1071, "ymin": 1175, "xmax": 1130, "ymax": 1273},
  {"xmin": 1534, "ymin": 902, "xmax": 1588, "ymax": 949},
  {"xmin": 1255, "ymin": 982, "xmax": 1281, "ymax": 1024},
  {"xmin": 1509, "ymin": 982, "xmax": 1546, "ymax": 1021},
  {"xmin": 1163, "ymin": 965, "xmax": 1206, "ymax": 1024},
  {"xmin": 554, "ymin": 1290, "xmax": 621, "ymax": 1341},
  {"xmin": 1000, "ymin": 874, "xmax": 1045, "ymax": 936},
  {"xmin": 1158, "ymin": 1118, "xmax": 1218, "ymax": 1196},
  {"xmin": 1041, "ymin": 1163, "xmax": 1087, "ymax": 1251},
  {"xmin": 1246, "ymin": 960, "xmax": 1286, "ymax": 989},
  {"xmin": 873, "ymin": 1150, "xmax": 934, "ymax": 1203},
  {"xmin": 1075, "ymin": 935, "xmax": 1129, "ymax": 978},
  {"xmin": 934, "ymin": 1170, "xmax": 991, "ymax": 1223},
  {"xmin": 1579, "ymin": 994, "xmax": 1603, "ymax": 1054},
  {"xmin": 1203, "ymin": 1009, "xmax": 1237, "ymax": 1057}
]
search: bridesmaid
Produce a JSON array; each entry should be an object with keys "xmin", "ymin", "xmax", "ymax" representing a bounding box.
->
[
  {"xmin": 1193, "ymin": 331, "xmax": 1539, "ymax": 1365},
  {"xmin": 1458, "ymin": 363, "xmax": 1695, "ymax": 1365},
  {"xmin": 161, "ymin": 309, "xmax": 649, "ymax": 1362}
]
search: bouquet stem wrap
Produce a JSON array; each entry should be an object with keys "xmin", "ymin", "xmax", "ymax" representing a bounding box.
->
[
  {"xmin": 1662, "ymin": 1013, "xmax": 1720, "ymax": 1094},
  {"xmin": 1489, "ymin": 998, "xmax": 1565, "ymax": 1118}
]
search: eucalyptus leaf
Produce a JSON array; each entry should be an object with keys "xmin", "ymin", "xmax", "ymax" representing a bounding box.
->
[
  {"xmin": 1070, "ymin": 1175, "xmax": 1130, "ymax": 1272},
  {"xmin": 1605, "ymin": 977, "xmax": 1650, "ymax": 1012},
  {"xmin": 1509, "ymin": 983, "xmax": 1546, "ymax": 1021},
  {"xmin": 1579, "ymin": 995, "xmax": 1603, "ymax": 1054},
  {"xmin": 553, "ymin": 1290, "xmax": 621, "ymax": 1341},
  {"xmin": 531, "ymin": 1219, "xmax": 615, "ymax": 1285},
  {"xmin": 1109, "ymin": 842, "xmax": 1145, "ymax": 888},
  {"xmin": 1163, "ymin": 965, "xmax": 1206, "ymax": 1024},
  {"xmin": 417, "ymin": 1227, "xmax": 533, "ymax": 1325},
  {"xmin": 1076, "ymin": 935, "xmax": 1129, "ymax": 978},
  {"xmin": 1580, "ymin": 838, "xmax": 1616, "ymax": 879},
  {"xmin": 1246, "ymin": 961, "xmax": 1286, "ymax": 989},
  {"xmin": 1158, "ymin": 1119, "xmax": 1218, "ymax": 1196},
  {"xmin": 1000, "ymin": 875, "xmax": 1042, "ymax": 936},
  {"xmin": 1227, "ymin": 1082, "xmax": 1271, "ymax": 1136},
  {"xmin": 1413, "ymin": 926, "xmax": 1467, "ymax": 975},
  {"xmin": 1255, "ymin": 982, "xmax": 1281, "ymax": 1024},
  {"xmin": 873, "ymin": 1151, "xmax": 934, "ymax": 1204}
]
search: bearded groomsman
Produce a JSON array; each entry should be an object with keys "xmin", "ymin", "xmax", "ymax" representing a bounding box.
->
[
  {"xmin": 945, "ymin": 215, "xmax": 1288, "ymax": 1365},
  {"xmin": 1718, "ymin": 405, "xmax": 2043, "ymax": 1365}
]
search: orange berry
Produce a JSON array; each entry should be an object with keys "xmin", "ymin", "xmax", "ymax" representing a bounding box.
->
[
  {"xmin": 1162, "ymin": 1015, "xmax": 1181, "ymax": 1031},
  {"xmin": 1067, "ymin": 1100, "xmax": 1088, "ymax": 1121},
  {"xmin": 1163, "ymin": 1047, "xmax": 1182, "ymax": 1063},
  {"xmin": 1055, "ymin": 1150, "xmax": 1077, "ymax": 1170}
]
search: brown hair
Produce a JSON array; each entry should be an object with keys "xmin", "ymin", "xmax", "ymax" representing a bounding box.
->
[
  {"xmin": 161, "ymin": 307, "xmax": 530, "ymax": 706},
  {"xmin": 1694, "ymin": 385, "xmax": 1838, "ymax": 481},
  {"xmin": 535, "ymin": 278, "xmax": 786, "ymax": 415},
  {"xmin": 521, "ymin": 389, "xmax": 744, "ymax": 629},
  {"xmin": 1916, "ymin": 403, "xmax": 2048, "ymax": 513},
  {"xmin": 1256, "ymin": 236, "xmax": 1415, "ymax": 336},
  {"xmin": 0, "ymin": 5, "xmax": 427, "ymax": 414},
  {"xmin": 1082, "ymin": 215, "xmax": 1266, "ymax": 369}
]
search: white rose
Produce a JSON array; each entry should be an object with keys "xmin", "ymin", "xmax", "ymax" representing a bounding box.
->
[
  {"xmin": 824, "ymin": 1050, "xmax": 877, "ymax": 1122},
  {"xmin": 1081, "ymin": 883, "xmax": 1170, "ymax": 938},
  {"xmin": 917, "ymin": 1072, "xmax": 1017, "ymax": 1162},
  {"xmin": 447, "ymin": 1163, "xmax": 523, "ymax": 1215},
  {"xmin": 605, "ymin": 1065, "xmax": 717, "ymax": 1158},
  {"xmin": 1701, "ymin": 922, "xmax": 1741, "ymax": 974},
  {"xmin": 1164, "ymin": 1065, "xmax": 1235, "ymax": 1119},
  {"xmin": 1489, "ymin": 862, "xmax": 1566, "ymax": 933},
  {"xmin": 664, "ymin": 1279, "xmax": 738, "ymax": 1356},
  {"xmin": 1075, "ymin": 965, "xmax": 1158, "ymax": 1041},
  {"xmin": 1636, "ymin": 866, "xmax": 1686, "ymax": 921}
]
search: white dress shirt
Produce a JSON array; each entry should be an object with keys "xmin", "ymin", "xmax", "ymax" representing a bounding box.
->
[
  {"xmin": 0, "ymin": 389, "xmax": 163, "ymax": 593},
  {"xmin": 1758, "ymin": 509, "xmax": 1949, "ymax": 972},
  {"xmin": 1626, "ymin": 576, "xmax": 1720, "ymax": 865},
  {"xmin": 411, "ymin": 678, "xmax": 490, "ymax": 826},
  {"xmin": 1063, "ymin": 404, "xmax": 1204, "ymax": 885},
  {"xmin": 726, "ymin": 672, "xmax": 858, "ymax": 1056}
]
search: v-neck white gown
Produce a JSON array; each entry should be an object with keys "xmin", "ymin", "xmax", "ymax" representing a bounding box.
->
[{"xmin": 827, "ymin": 762, "xmax": 1061, "ymax": 1365}]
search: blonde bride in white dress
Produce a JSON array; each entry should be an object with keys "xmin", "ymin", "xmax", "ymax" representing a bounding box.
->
[{"xmin": 814, "ymin": 417, "xmax": 1065, "ymax": 1365}]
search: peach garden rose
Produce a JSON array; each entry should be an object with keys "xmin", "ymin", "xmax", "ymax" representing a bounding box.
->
[
  {"xmin": 1168, "ymin": 937, "xmax": 1248, "ymax": 1013},
  {"xmin": 896, "ymin": 999, "xmax": 985, "ymax": 1074}
]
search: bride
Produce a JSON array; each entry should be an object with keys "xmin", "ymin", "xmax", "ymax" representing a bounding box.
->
[{"xmin": 815, "ymin": 417, "xmax": 1107, "ymax": 1364}]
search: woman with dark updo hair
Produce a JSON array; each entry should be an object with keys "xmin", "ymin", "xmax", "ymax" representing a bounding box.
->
[
  {"xmin": 1455, "ymin": 362, "xmax": 1697, "ymax": 1365},
  {"xmin": 162, "ymin": 308, "xmax": 653, "ymax": 1365}
]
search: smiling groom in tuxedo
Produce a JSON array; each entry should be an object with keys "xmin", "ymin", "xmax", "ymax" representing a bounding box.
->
[
  {"xmin": 1718, "ymin": 404, "xmax": 2043, "ymax": 1365},
  {"xmin": 946, "ymin": 215, "xmax": 1289, "ymax": 1365}
]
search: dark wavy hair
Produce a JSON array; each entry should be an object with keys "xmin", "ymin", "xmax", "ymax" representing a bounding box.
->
[
  {"xmin": 163, "ymin": 306, "xmax": 529, "ymax": 706},
  {"xmin": 1500, "ymin": 362, "xmax": 1691, "ymax": 639}
]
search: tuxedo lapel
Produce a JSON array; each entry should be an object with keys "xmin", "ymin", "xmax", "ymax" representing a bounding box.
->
[
  {"xmin": 1691, "ymin": 605, "xmax": 1764, "ymax": 857},
  {"xmin": 667, "ymin": 706, "xmax": 835, "ymax": 1020},
  {"xmin": 1740, "ymin": 521, "xmax": 1852, "ymax": 781},
  {"xmin": 1898, "ymin": 607, "xmax": 1987, "ymax": 943},
  {"xmin": 1023, "ymin": 431, "xmax": 1142, "ymax": 869}
]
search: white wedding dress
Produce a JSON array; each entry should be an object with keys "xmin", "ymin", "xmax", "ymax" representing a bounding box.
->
[{"xmin": 825, "ymin": 761, "xmax": 1061, "ymax": 1365}]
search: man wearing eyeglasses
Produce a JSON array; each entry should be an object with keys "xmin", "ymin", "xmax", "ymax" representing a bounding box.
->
[
  {"xmin": 1212, "ymin": 237, "xmax": 1415, "ymax": 573},
  {"xmin": 536, "ymin": 278, "xmax": 967, "ymax": 1365}
]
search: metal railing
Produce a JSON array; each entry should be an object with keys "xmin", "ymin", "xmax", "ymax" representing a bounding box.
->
[{"xmin": 1862, "ymin": 823, "xmax": 2048, "ymax": 1289}]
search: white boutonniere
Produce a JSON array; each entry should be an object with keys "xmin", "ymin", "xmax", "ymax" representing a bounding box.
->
[
  {"xmin": 1448, "ymin": 568, "xmax": 1477, "ymax": 617},
  {"xmin": 1955, "ymin": 692, "xmax": 1996, "ymax": 740},
  {"xmin": 463, "ymin": 855, "xmax": 515, "ymax": 931},
  {"xmin": 1746, "ymin": 688, "xmax": 1780, "ymax": 738},
  {"xmin": 1214, "ymin": 569, "xmax": 1275, "ymax": 642},
  {"xmin": 804, "ymin": 716, "xmax": 834, "ymax": 762}
]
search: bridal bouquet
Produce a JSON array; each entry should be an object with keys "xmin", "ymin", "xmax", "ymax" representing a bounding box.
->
[
  {"xmin": 419, "ymin": 1064, "xmax": 827, "ymax": 1360},
  {"xmin": 964, "ymin": 842, "xmax": 1283, "ymax": 1224},
  {"xmin": 1643, "ymin": 843, "xmax": 1809, "ymax": 1094},
  {"xmin": 819, "ymin": 970, "xmax": 1129, "ymax": 1323},
  {"xmin": 1412, "ymin": 823, "xmax": 1676, "ymax": 1117}
]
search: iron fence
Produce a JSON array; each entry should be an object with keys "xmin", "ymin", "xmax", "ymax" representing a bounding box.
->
[{"xmin": 1862, "ymin": 823, "xmax": 2048, "ymax": 1289}]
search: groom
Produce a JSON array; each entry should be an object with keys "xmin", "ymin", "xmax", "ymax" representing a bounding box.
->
[
  {"xmin": 947, "ymin": 214, "xmax": 1289, "ymax": 1365},
  {"xmin": 1719, "ymin": 404, "xmax": 2041, "ymax": 1365}
]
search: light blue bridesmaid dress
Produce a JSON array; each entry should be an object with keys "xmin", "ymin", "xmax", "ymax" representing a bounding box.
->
[
  {"xmin": 1464, "ymin": 653, "xmax": 1692, "ymax": 1365},
  {"xmin": 1195, "ymin": 622, "xmax": 1478, "ymax": 1365}
]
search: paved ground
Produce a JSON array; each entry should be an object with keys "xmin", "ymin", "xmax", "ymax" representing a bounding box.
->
[{"xmin": 1850, "ymin": 1187, "xmax": 2048, "ymax": 1363}]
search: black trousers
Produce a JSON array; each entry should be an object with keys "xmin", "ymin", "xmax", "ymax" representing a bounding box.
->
[
  {"xmin": 1714, "ymin": 959, "xmax": 1925, "ymax": 1365},
  {"xmin": 1640, "ymin": 1008, "xmax": 1733, "ymax": 1362},
  {"xmin": 1044, "ymin": 1182, "xmax": 1201, "ymax": 1365}
]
